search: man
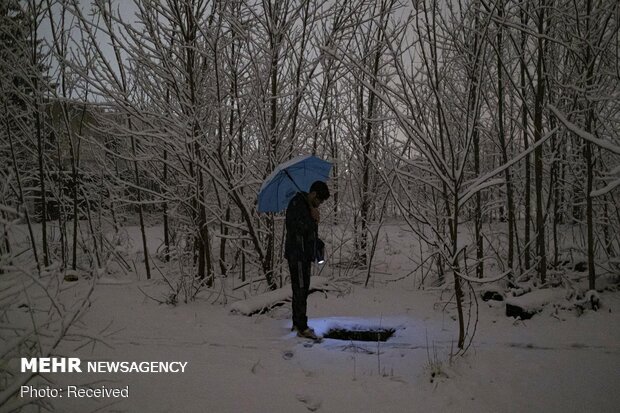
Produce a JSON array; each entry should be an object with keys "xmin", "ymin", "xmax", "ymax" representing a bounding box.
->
[{"xmin": 285, "ymin": 180, "xmax": 330, "ymax": 340}]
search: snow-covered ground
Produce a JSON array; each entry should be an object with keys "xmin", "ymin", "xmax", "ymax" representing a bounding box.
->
[{"xmin": 6, "ymin": 222, "xmax": 620, "ymax": 412}]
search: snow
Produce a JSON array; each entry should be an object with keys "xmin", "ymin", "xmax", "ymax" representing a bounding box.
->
[
  {"xmin": 5, "ymin": 222, "xmax": 620, "ymax": 413},
  {"xmin": 505, "ymin": 288, "xmax": 566, "ymax": 312},
  {"xmin": 38, "ymin": 276, "xmax": 619, "ymax": 413}
]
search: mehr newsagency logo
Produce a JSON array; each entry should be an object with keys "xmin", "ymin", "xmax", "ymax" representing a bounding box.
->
[
  {"xmin": 21, "ymin": 357, "xmax": 188, "ymax": 373},
  {"xmin": 19, "ymin": 357, "xmax": 189, "ymax": 399}
]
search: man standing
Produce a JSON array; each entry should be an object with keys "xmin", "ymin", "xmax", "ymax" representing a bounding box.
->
[{"xmin": 285, "ymin": 180, "xmax": 330, "ymax": 339}]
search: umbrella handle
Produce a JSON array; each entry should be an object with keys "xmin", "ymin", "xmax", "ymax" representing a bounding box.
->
[
  {"xmin": 284, "ymin": 169, "xmax": 313, "ymax": 210},
  {"xmin": 284, "ymin": 169, "xmax": 304, "ymax": 194}
]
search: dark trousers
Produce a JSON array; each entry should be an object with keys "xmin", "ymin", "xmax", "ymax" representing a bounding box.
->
[{"xmin": 288, "ymin": 259, "xmax": 311, "ymax": 331}]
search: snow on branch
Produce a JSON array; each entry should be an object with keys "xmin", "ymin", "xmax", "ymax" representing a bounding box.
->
[
  {"xmin": 458, "ymin": 127, "xmax": 558, "ymax": 205},
  {"xmin": 548, "ymin": 105, "xmax": 620, "ymax": 197},
  {"xmin": 548, "ymin": 105, "xmax": 620, "ymax": 155},
  {"xmin": 591, "ymin": 179, "xmax": 620, "ymax": 197}
]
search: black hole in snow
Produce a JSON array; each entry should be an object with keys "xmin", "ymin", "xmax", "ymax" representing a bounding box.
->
[{"xmin": 324, "ymin": 328, "xmax": 395, "ymax": 342}]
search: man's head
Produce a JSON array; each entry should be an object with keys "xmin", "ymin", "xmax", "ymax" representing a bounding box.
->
[{"xmin": 308, "ymin": 181, "xmax": 330, "ymax": 207}]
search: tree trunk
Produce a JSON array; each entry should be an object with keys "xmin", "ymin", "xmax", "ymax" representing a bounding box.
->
[
  {"xmin": 584, "ymin": 0, "xmax": 596, "ymax": 290},
  {"xmin": 585, "ymin": 138, "xmax": 595, "ymax": 290},
  {"xmin": 132, "ymin": 136, "xmax": 151, "ymax": 280},
  {"xmin": 520, "ymin": 0, "xmax": 531, "ymax": 274},
  {"xmin": 33, "ymin": 52, "xmax": 48, "ymax": 267},
  {"xmin": 496, "ymin": 0, "xmax": 515, "ymax": 272},
  {"xmin": 471, "ymin": 0, "xmax": 483, "ymax": 278},
  {"xmin": 452, "ymin": 192, "xmax": 465, "ymax": 349},
  {"xmin": 163, "ymin": 148, "xmax": 170, "ymax": 262},
  {"xmin": 534, "ymin": 0, "xmax": 547, "ymax": 284}
]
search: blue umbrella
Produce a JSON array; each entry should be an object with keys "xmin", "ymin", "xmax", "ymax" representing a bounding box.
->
[{"xmin": 257, "ymin": 155, "xmax": 332, "ymax": 213}]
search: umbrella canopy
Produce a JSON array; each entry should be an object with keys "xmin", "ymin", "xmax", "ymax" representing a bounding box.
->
[{"xmin": 257, "ymin": 155, "xmax": 332, "ymax": 213}]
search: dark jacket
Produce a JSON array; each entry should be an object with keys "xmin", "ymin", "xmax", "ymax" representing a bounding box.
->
[{"xmin": 284, "ymin": 192, "xmax": 318, "ymax": 262}]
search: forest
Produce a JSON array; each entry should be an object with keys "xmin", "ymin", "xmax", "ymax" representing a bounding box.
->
[{"xmin": 1, "ymin": 0, "xmax": 619, "ymax": 411}]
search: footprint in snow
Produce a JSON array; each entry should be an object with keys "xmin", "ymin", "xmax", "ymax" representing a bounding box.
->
[{"xmin": 296, "ymin": 394, "xmax": 322, "ymax": 412}]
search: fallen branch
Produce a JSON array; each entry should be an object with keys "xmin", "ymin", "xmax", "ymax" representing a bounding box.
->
[{"xmin": 229, "ymin": 276, "xmax": 335, "ymax": 316}]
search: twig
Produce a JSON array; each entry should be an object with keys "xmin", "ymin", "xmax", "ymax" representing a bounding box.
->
[{"xmin": 137, "ymin": 286, "xmax": 166, "ymax": 305}]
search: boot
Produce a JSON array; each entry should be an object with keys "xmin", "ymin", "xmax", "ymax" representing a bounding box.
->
[{"xmin": 297, "ymin": 327, "xmax": 319, "ymax": 340}]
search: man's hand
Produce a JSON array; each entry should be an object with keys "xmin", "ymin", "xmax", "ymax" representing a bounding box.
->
[{"xmin": 310, "ymin": 207, "xmax": 320, "ymax": 223}]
